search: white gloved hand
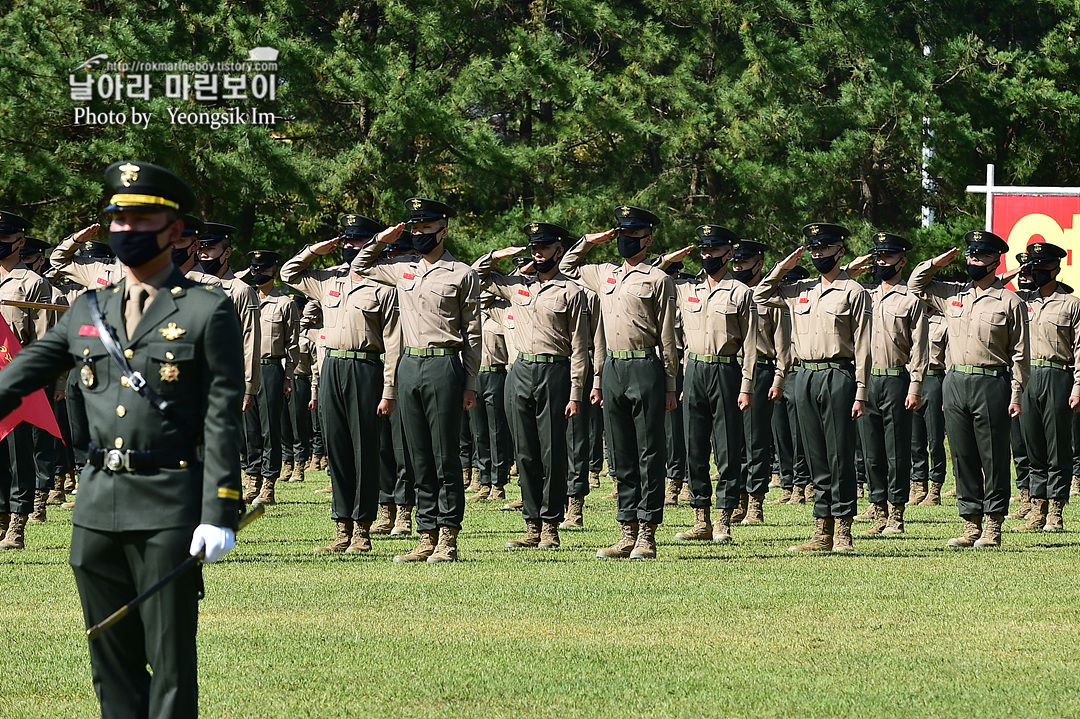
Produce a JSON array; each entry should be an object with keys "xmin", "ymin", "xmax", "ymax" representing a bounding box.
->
[{"xmin": 189, "ymin": 524, "xmax": 236, "ymax": 563}]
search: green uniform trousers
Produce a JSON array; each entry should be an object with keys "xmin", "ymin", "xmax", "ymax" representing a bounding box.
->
[
  {"xmin": 397, "ymin": 354, "xmax": 466, "ymax": 531},
  {"xmin": 774, "ymin": 367, "xmax": 811, "ymax": 490},
  {"xmin": 684, "ymin": 359, "xmax": 744, "ymax": 509},
  {"xmin": 0, "ymin": 424, "xmax": 36, "ymax": 514},
  {"xmin": 795, "ymin": 364, "xmax": 858, "ymax": 518},
  {"xmin": 70, "ymin": 525, "xmax": 201, "ymax": 719},
  {"xmin": 1012, "ymin": 416, "xmax": 1030, "ymax": 491},
  {"xmin": 588, "ymin": 387, "xmax": 604, "ymax": 473},
  {"xmin": 511, "ymin": 359, "xmax": 570, "ymax": 522},
  {"xmin": 566, "ymin": 370, "xmax": 595, "ymax": 497},
  {"xmin": 1020, "ymin": 365, "xmax": 1073, "ymax": 501},
  {"xmin": 741, "ymin": 359, "xmax": 775, "ymax": 496},
  {"xmin": 243, "ymin": 360, "xmax": 285, "ymax": 479},
  {"xmin": 603, "ymin": 354, "xmax": 666, "ymax": 524},
  {"xmin": 857, "ymin": 372, "xmax": 912, "ymax": 506},
  {"xmin": 943, "ymin": 371, "xmax": 1011, "ymax": 517},
  {"xmin": 280, "ymin": 375, "xmax": 312, "ymax": 465},
  {"xmin": 911, "ymin": 371, "xmax": 946, "ymax": 485},
  {"xmin": 472, "ymin": 367, "xmax": 510, "ymax": 487},
  {"xmin": 665, "ymin": 364, "xmax": 686, "ymax": 481},
  {"xmin": 385, "ymin": 407, "xmax": 416, "ymax": 506},
  {"xmin": 319, "ymin": 356, "xmax": 383, "ymax": 522}
]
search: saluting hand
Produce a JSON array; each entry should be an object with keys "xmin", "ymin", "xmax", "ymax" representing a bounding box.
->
[
  {"xmin": 999, "ymin": 266, "xmax": 1023, "ymax": 285},
  {"xmin": 492, "ymin": 246, "xmax": 526, "ymax": 261},
  {"xmin": 310, "ymin": 237, "xmax": 341, "ymax": 255},
  {"xmin": 844, "ymin": 253, "xmax": 873, "ymax": 277},
  {"xmin": 931, "ymin": 247, "xmax": 961, "ymax": 268},
  {"xmin": 565, "ymin": 400, "xmax": 579, "ymax": 418},
  {"xmin": 851, "ymin": 400, "xmax": 865, "ymax": 419},
  {"xmin": 377, "ymin": 398, "xmax": 395, "ymax": 417},
  {"xmin": 663, "ymin": 245, "xmax": 696, "ymax": 266},
  {"xmin": 584, "ymin": 228, "xmax": 617, "ymax": 245},
  {"xmin": 375, "ymin": 222, "xmax": 406, "ymax": 245},
  {"xmin": 72, "ymin": 223, "xmax": 100, "ymax": 244},
  {"xmin": 779, "ymin": 246, "xmax": 805, "ymax": 271}
]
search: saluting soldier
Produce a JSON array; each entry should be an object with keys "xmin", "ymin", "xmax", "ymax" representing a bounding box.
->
[
  {"xmin": 466, "ymin": 290, "xmax": 512, "ymax": 502},
  {"xmin": 909, "ymin": 304, "xmax": 948, "ymax": 506},
  {"xmin": 845, "ymin": 232, "xmax": 929, "ymax": 536},
  {"xmin": 909, "ymin": 231, "xmax": 1029, "ymax": 548},
  {"xmin": 352, "ymin": 199, "xmax": 481, "ymax": 563},
  {"xmin": 240, "ymin": 251, "xmax": 300, "ymax": 506},
  {"xmin": 280, "ymin": 297, "xmax": 320, "ymax": 484},
  {"xmin": 563, "ymin": 279, "xmax": 605, "ymax": 528},
  {"xmin": 0, "ymin": 161, "xmax": 244, "ymax": 717},
  {"xmin": 197, "ymin": 223, "xmax": 261, "ymax": 412},
  {"xmin": 0, "ymin": 212, "xmax": 52, "ymax": 550},
  {"xmin": 474, "ymin": 223, "xmax": 590, "ymax": 549},
  {"xmin": 560, "ymin": 206, "xmax": 679, "ymax": 560},
  {"xmin": 171, "ymin": 215, "xmax": 222, "ymax": 286},
  {"xmin": 754, "ymin": 223, "xmax": 871, "ymax": 553},
  {"xmin": 1011, "ymin": 242, "xmax": 1080, "ymax": 532},
  {"xmin": 771, "ymin": 265, "xmax": 813, "ymax": 504},
  {"xmin": 50, "ymin": 223, "xmax": 125, "ymax": 290},
  {"xmin": 281, "ymin": 214, "xmax": 400, "ymax": 554}
]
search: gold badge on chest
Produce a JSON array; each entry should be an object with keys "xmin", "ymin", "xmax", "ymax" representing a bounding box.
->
[
  {"xmin": 80, "ymin": 364, "xmax": 95, "ymax": 388},
  {"xmin": 160, "ymin": 363, "xmax": 180, "ymax": 382},
  {"xmin": 159, "ymin": 323, "xmax": 186, "ymax": 340}
]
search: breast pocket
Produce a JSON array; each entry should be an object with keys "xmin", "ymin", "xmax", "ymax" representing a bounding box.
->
[
  {"xmin": 323, "ymin": 289, "xmax": 343, "ymax": 327},
  {"xmin": 792, "ymin": 301, "xmax": 813, "ymax": 334},
  {"xmin": 682, "ymin": 298, "xmax": 704, "ymax": 330},
  {"xmin": 1043, "ymin": 312, "xmax": 1074, "ymax": 356},
  {"xmin": 76, "ymin": 349, "xmax": 111, "ymax": 393},
  {"xmin": 428, "ymin": 282, "xmax": 458, "ymax": 318},
  {"xmin": 976, "ymin": 309, "xmax": 1007, "ymax": 348},
  {"xmin": 144, "ymin": 342, "xmax": 196, "ymax": 395}
]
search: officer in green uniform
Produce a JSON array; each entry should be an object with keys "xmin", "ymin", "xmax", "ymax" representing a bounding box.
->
[
  {"xmin": 909, "ymin": 231, "xmax": 1029, "ymax": 548},
  {"xmin": 0, "ymin": 161, "xmax": 244, "ymax": 718}
]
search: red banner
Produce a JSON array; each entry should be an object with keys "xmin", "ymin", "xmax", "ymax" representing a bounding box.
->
[
  {"xmin": 993, "ymin": 195, "xmax": 1080, "ymax": 285},
  {"xmin": 0, "ymin": 320, "xmax": 63, "ymax": 442}
]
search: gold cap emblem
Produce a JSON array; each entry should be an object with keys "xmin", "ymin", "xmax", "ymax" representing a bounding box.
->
[
  {"xmin": 529, "ymin": 223, "xmax": 539, "ymax": 233},
  {"xmin": 411, "ymin": 199, "xmax": 423, "ymax": 210},
  {"xmin": 345, "ymin": 215, "xmax": 357, "ymax": 224},
  {"xmin": 1031, "ymin": 244, "xmax": 1043, "ymax": 252},
  {"xmin": 810, "ymin": 225, "xmax": 820, "ymax": 235},
  {"xmin": 620, "ymin": 206, "xmax": 631, "ymax": 217},
  {"xmin": 118, "ymin": 163, "xmax": 140, "ymax": 187},
  {"xmin": 972, "ymin": 231, "xmax": 983, "ymax": 241},
  {"xmin": 702, "ymin": 226, "xmax": 712, "ymax": 236},
  {"xmin": 159, "ymin": 322, "xmax": 186, "ymax": 340},
  {"xmin": 877, "ymin": 233, "xmax": 886, "ymax": 242}
]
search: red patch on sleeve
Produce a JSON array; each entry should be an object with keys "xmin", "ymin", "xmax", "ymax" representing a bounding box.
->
[
  {"xmin": 952, "ymin": 300, "xmax": 963, "ymax": 307},
  {"xmin": 518, "ymin": 289, "xmax": 530, "ymax": 297},
  {"xmin": 798, "ymin": 297, "xmax": 809, "ymax": 304},
  {"xmin": 606, "ymin": 277, "xmax": 617, "ymax": 284},
  {"xmin": 328, "ymin": 290, "xmax": 340, "ymax": 297},
  {"xmin": 403, "ymin": 272, "xmax": 416, "ymax": 280},
  {"xmin": 96, "ymin": 278, "xmax": 108, "ymax": 285},
  {"xmin": 688, "ymin": 297, "xmax": 700, "ymax": 303},
  {"xmin": 78, "ymin": 325, "xmax": 99, "ymax": 337}
]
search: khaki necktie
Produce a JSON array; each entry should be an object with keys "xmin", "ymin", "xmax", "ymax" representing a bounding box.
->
[{"xmin": 125, "ymin": 285, "xmax": 149, "ymax": 337}]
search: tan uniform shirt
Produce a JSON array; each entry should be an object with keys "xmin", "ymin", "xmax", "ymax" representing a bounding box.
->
[
  {"xmin": 50, "ymin": 234, "xmax": 124, "ymax": 289},
  {"xmin": 494, "ymin": 303, "xmax": 519, "ymax": 365},
  {"xmin": 672, "ymin": 274, "xmax": 759, "ymax": 394},
  {"xmin": 754, "ymin": 267, "xmax": 872, "ymax": 402},
  {"xmin": 868, "ymin": 281, "xmax": 929, "ymax": 397},
  {"xmin": 217, "ymin": 270, "xmax": 262, "ymax": 395},
  {"xmin": 479, "ymin": 294, "xmax": 510, "ymax": 368},
  {"xmin": 281, "ymin": 248, "xmax": 401, "ymax": 400},
  {"xmin": 186, "ymin": 269, "xmax": 222, "ymax": 286},
  {"xmin": 927, "ymin": 311, "xmax": 947, "ymax": 371},
  {"xmin": 1016, "ymin": 284, "xmax": 1080, "ymax": 397},
  {"xmin": 909, "ymin": 259, "xmax": 1029, "ymax": 405},
  {"xmin": 258, "ymin": 289, "xmax": 300, "ymax": 380},
  {"xmin": 0, "ymin": 264, "xmax": 50, "ymax": 345},
  {"xmin": 752, "ymin": 299, "xmax": 792, "ymax": 392},
  {"xmin": 474, "ymin": 251, "xmax": 590, "ymax": 401},
  {"xmin": 581, "ymin": 286, "xmax": 606, "ymax": 384},
  {"xmin": 351, "ymin": 242, "xmax": 482, "ymax": 393},
  {"xmin": 560, "ymin": 239, "xmax": 680, "ymax": 392}
]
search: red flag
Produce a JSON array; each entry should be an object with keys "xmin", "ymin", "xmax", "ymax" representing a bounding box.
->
[{"xmin": 0, "ymin": 319, "xmax": 62, "ymax": 441}]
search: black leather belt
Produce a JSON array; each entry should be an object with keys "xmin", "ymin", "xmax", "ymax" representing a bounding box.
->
[{"xmin": 87, "ymin": 443, "xmax": 199, "ymax": 472}]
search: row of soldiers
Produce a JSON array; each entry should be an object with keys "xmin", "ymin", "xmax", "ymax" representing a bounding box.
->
[{"xmin": 0, "ymin": 200, "xmax": 1076, "ymax": 560}]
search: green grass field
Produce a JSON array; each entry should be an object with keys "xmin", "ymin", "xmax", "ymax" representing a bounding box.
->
[{"xmin": 3, "ymin": 470, "xmax": 1079, "ymax": 719}]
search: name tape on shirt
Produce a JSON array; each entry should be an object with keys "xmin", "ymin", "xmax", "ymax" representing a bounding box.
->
[
  {"xmin": 518, "ymin": 289, "xmax": 530, "ymax": 297},
  {"xmin": 328, "ymin": 290, "xmax": 340, "ymax": 297},
  {"xmin": 606, "ymin": 277, "xmax": 617, "ymax": 284},
  {"xmin": 403, "ymin": 272, "xmax": 416, "ymax": 280}
]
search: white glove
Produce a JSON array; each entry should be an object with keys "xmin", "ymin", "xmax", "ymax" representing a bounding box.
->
[{"xmin": 189, "ymin": 524, "xmax": 236, "ymax": 563}]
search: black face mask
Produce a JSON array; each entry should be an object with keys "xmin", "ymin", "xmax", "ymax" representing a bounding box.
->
[
  {"xmin": 110, "ymin": 222, "xmax": 171, "ymax": 268},
  {"xmin": 412, "ymin": 229, "xmax": 442, "ymax": 255},
  {"xmin": 967, "ymin": 262, "xmax": 994, "ymax": 282},
  {"xmin": 0, "ymin": 242, "xmax": 18, "ymax": 261},
  {"xmin": 341, "ymin": 247, "xmax": 360, "ymax": 266},
  {"xmin": 171, "ymin": 241, "xmax": 195, "ymax": 269},
  {"xmin": 1028, "ymin": 268, "xmax": 1054, "ymax": 288},
  {"xmin": 873, "ymin": 263, "xmax": 901, "ymax": 283},
  {"xmin": 617, "ymin": 233, "xmax": 646, "ymax": 259},
  {"xmin": 200, "ymin": 254, "xmax": 227, "ymax": 276},
  {"xmin": 248, "ymin": 271, "xmax": 274, "ymax": 286},
  {"xmin": 533, "ymin": 251, "xmax": 560, "ymax": 274},
  {"xmin": 702, "ymin": 255, "xmax": 729, "ymax": 277},
  {"xmin": 730, "ymin": 265, "xmax": 758, "ymax": 285},
  {"xmin": 812, "ymin": 253, "xmax": 839, "ymax": 275}
]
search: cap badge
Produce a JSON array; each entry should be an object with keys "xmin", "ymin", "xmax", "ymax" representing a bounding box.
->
[
  {"xmin": 621, "ymin": 207, "xmax": 631, "ymax": 217},
  {"xmin": 118, "ymin": 163, "xmax": 140, "ymax": 187},
  {"xmin": 972, "ymin": 231, "xmax": 983, "ymax": 241},
  {"xmin": 810, "ymin": 225, "xmax": 820, "ymax": 235},
  {"xmin": 529, "ymin": 223, "xmax": 539, "ymax": 233},
  {"xmin": 702, "ymin": 226, "xmax": 712, "ymax": 236},
  {"xmin": 345, "ymin": 215, "xmax": 357, "ymax": 224},
  {"xmin": 159, "ymin": 323, "xmax": 186, "ymax": 340},
  {"xmin": 877, "ymin": 233, "xmax": 885, "ymax": 242},
  {"xmin": 411, "ymin": 199, "xmax": 423, "ymax": 210},
  {"xmin": 1031, "ymin": 244, "xmax": 1043, "ymax": 253}
]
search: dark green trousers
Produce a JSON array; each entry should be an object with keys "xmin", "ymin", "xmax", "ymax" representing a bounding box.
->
[
  {"xmin": 243, "ymin": 361, "xmax": 285, "ymax": 479},
  {"xmin": 566, "ymin": 371, "xmax": 594, "ymax": 497},
  {"xmin": 387, "ymin": 407, "xmax": 416, "ymax": 506},
  {"xmin": 1012, "ymin": 416, "xmax": 1030, "ymax": 491},
  {"xmin": 310, "ymin": 394, "xmax": 324, "ymax": 457},
  {"xmin": 602, "ymin": 354, "xmax": 667, "ymax": 524},
  {"xmin": 589, "ymin": 388, "xmax": 604, "ymax": 472},
  {"xmin": 775, "ymin": 368, "xmax": 811, "ymax": 490},
  {"xmin": 319, "ymin": 356, "xmax": 383, "ymax": 522},
  {"xmin": 397, "ymin": 354, "xmax": 466, "ymax": 531},
  {"xmin": 857, "ymin": 372, "xmax": 912, "ymax": 506},
  {"xmin": 1020, "ymin": 365, "xmax": 1073, "ymax": 501},
  {"xmin": 280, "ymin": 375, "xmax": 312, "ymax": 465},
  {"xmin": 70, "ymin": 525, "xmax": 200, "ymax": 719},
  {"xmin": 943, "ymin": 372, "xmax": 1011, "ymax": 516},
  {"xmin": 0, "ymin": 424, "xmax": 36, "ymax": 514},
  {"xmin": 473, "ymin": 367, "xmax": 510, "ymax": 486},
  {"xmin": 741, "ymin": 359, "xmax": 775, "ymax": 496},
  {"xmin": 510, "ymin": 359, "xmax": 570, "ymax": 522},
  {"xmin": 459, "ymin": 403, "xmax": 475, "ymax": 471},
  {"xmin": 665, "ymin": 364, "xmax": 686, "ymax": 481},
  {"xmin": 684, "ymin": 359, "xmax": 744, "ymax": 509},
  {"xmin": 795, "ymin": 365, "xmax": 858, "ymax": 518},
  {"xmin": 911, "ymin": 371, "xmax": 946, "ymax": 484}
]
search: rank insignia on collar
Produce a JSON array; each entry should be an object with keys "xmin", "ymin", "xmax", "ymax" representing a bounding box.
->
[
  {"xmin": 159, "ymin": 323, "xmax": 186, "ymax": 340},
  {"xmin": 160, "ymin": 363, "xmax": 179, "ymax": 382},
  {"xmin": 80, "ymin": 364, "xmax": 95, "ymax": 388}
]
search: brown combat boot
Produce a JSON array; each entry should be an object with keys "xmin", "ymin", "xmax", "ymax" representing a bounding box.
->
[
  {"xmin": 315, "ymin": 483, "xmax": 333, "ymax": 494},
  {"xmin": 603, "ymin": 479, "xmax": 618, "ymax": 500},
  {"xmin": 470, "ymin": 484, "xmax": 492, "ymax": 501},
  {"xmin": 803, "ymin": 484, "xmax": 815, "ymax": 502},
  {"xmin": 427, "ymin": 527, "xmax": 459, "ymax": 563},
  {"xmin": 490, "ymin": 485, "xmax": 507, "ymax": 501},
  {"xmin": 506, "ymin": 519, "xmax": 542, "ymax": 548},
  {"xmin": 1044, "ymin": 499, "xmax": 1066, "ymax": 532},
  {"xmin": 253, "ymin": 476, "xmax": 276, "ymax": 506},
  {"xmin": 560, "ymin": 496, "xmax": 584, "ymax": 529},
  {"xmin": 909, "ymin": 481, "xmax": 928, "ymax": 505},
  {"xmin": 675, "ymin": 507, "xmax": 712, "ymax": 541},
  {"xmin": 0, "ymin": 513, "xmax": 27, "ymax": 550},
  {"xmin": 371, "ymin": 503, "xmax": 396, "ymax": 535},
  {"xmin": 466, "ymin": 469, "xmax": 481, "ymax": 492},
  {"xmin": 319, "ymin": 455, "xmax": 328, "ymax": 471},
  {"xmin": 539, "ymin": 521, "xmax": 560, "ymax": 549},
  {"xmin": 855, "ymin": 501, "xmax": 877, "ymax": 521},
  {"xmin": 974, "ymin": 513, "xmax": 1003, "ymax": 548},
  {"xmin": 501, "ymin": 498, "xmax": 524, "ymax": 511},
  {"xmin": 665, "ymin": 478, "xmax": 681, "ymax": 507},
  {"xmin": 243, "ymin": 474, "xmax": 262, "ymax": 503},
  {"xmin": 741, "ymin": 493, "xmax": 766, "ymax": 525},
  {"xmin": 28, "ymin": 490, "xmax": 47, "ymax": 523},
  {"xmin": 678, "ymin": 482, "xmax": 690, "ymax": 502},
  {"xmin": 630, "ymin": 521, "xmax": 658, "ymax": 559},
  {"xmin": 789, "ymin": 517, "xmax": 834, "ymax": 552},
  {"xmin": 0, "ymin": 513, "xmax": 8, "ymax": 536},
  {"xmin": 47, "ymin": 482, "xmax": 66, "ymax": 505},
  {"xmin": 391, "ymin": 505, "xmax": 414, "ymax": 535},
  {"xmin": 306, "ymin": 456, "xmax": 320, "ymax": 472},
  {"xmin": 862, "ymin": 502, "xmax": 888, "ymax": 535},
  {"xmin": 769, "ymin": 473, "xmax": 782, "ymax": 489},
  {"xmin": 1007, "ymin": 488, "xmax": 1032, "ymax": 519},
  {"xmin": 509, "ymin": 462, "xmax": 518, "ymax": 477},
  {"xmin": 857, "ymin": 483, "xmax": 865, "ymax": 499},
  {"xmin": 1013, "ymin": 499, "xmax": 1047, "ymax": 531},
  {"xmin": 947, "ymin": 515, "xmax": 982, "ymax": 548},
  {"xmin": 770, "ymin": 488, "xmax": 793, "ymax": 505},
  {"xmin": 596, "ymin": 522, "xmax": 638, "ymax": 559},
  {"xmin": 588, "ymin": 471, "xmax": 601, "ymax": 489},
  {"xmin": 730, "ymin": 493, "xmax": 749, "ymax": 523},
  {"xmin": 346, "ymin": 521, "xmax": 373, "ymax": 553},
  {"xmin": 1072, "ymin": 476, "xmax": 1080, "ymax": 497},
  {"xmin": 291, "ymin": 463, "xmax": 305, "ymax": 482},
  {"xmin": 882, "ymin": 503, "xmax": 905, "ymax": 535},
  {"xmin": 789, "ymin": 485, "xmax": 806, "ymax": 504},
  {"xmin": 833, "ymin": 516, "xmax": 855, "ymax": 553},
  {"xmin": 61, "ymin": 498, "xmax": 76, "ymax": 509},
  {"xmin": 281, "ymin": 460, "xmax": 294, "ymax": 482},
  {"xmin": 64, "ymin": 471, "xmax": 78, "ymax": 493},
  {"xmin": 394, "ymin": 529, "xmax": 438, "ymax": 562},
  {"xmin": 712, "ymin": 508, "xmax": 734, "ymax": 544},
  {"xmin": 315, "ymin": 519, "xmax": 354, "ymax": 552},
  {"xmin": 919, "ymin": 482, "xmax": 943, "ymax": 506}
]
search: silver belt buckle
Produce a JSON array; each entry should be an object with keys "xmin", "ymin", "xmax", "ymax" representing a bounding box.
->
[{"xmin": 105, "ymin": 449, "xmax": 129, "ymax": 472}]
